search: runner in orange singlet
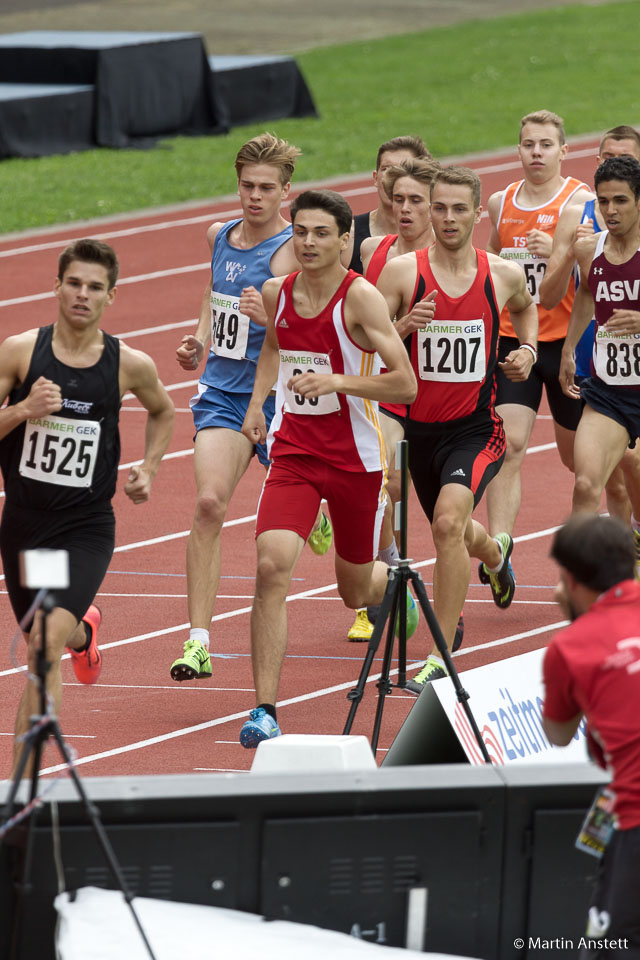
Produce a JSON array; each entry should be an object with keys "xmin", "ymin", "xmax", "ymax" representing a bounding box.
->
[{"xmin": 484, "ymin": 111, "xmax": 591, "ymax": 570}]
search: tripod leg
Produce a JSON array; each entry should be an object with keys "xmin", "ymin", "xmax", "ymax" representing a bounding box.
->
[
  {"xmin": 343, "ymin": 570, "xmax": 400, "ymax": 735},
  {"xmin": 408, "ymin": 571, "xmax": 492, "ymax": 765},
  {"xmin": 370, "ymin": 587, "xmax": 403, "ymax": 753},
  {"xmin": 47, "ymin": 723, "xmax": 158, "ymax": 959}
]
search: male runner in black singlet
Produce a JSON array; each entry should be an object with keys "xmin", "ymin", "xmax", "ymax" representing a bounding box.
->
[
  {"xmin": 0, "ymin": 238, "xmax": 174, "ymax": 774},
  {"xmin": 346, "ymin": 135, "xmax": 431, "ymax": 274}
]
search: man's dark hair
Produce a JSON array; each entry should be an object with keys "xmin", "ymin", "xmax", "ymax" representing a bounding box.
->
[
  {"xmin": 290, "ymin": 189, "xmax": 352, "ymax": 236},
  {"xmin": 594, "ymin": 155, "xmax": 640, "ymax": 201},
  {"xmin": 551, "ymin": 515, "xmax": 635, "ymax": 592},
  {"xmin": 58, "ymin": 238, "xmax": 119, "ymax": 289}
]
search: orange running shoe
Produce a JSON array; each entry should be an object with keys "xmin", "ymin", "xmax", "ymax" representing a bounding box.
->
[{"xmin": 67, "ymin": 604, "xmax": 102, "ymax": 684}]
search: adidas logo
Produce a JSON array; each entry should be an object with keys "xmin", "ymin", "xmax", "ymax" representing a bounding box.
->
[
  {"xmin": 451, "ymin": 468, "xmax": 466, "ymax": 477},
  {"xmin": 278, "ymin": 318, "xmax": 289, "ymax": 328}
]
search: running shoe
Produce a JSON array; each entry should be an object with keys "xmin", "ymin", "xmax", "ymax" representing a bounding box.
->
[
  {"xmin": 308, "ymin": 513, "xmax": 333, "ymax": 556},
  {"xmin": 396, "ymin": 590, "xmax": 419, "ymax": 639},
  {"xmin": 239, "ymin": 708, "xmax": 281, "ymax": 749},
  {"xmin": 348, "ymin": 608, "xmax": 374, "ymax": 642},
  {"xmin": 67, "ymin": 604, "xmax": 102, "ymax": 684},
  {"xmin": 478, "ymin": 533, "xmax": 516, "ymax": 609},
  {"xmin": 453, "ymin": 612, "xmax": 464, "ymax": 653},
  {"xmin": 405, "ymin": 655, "xmax": 448, "ymax": 694},
  {"xmin": 170, "ymin": 638, "xmax": 212, "ymax": 681}
]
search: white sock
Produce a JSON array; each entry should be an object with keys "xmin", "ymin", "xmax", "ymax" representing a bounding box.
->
[
  {"xmin": 428, "ymin": 653, "xmax": 445, "ymax": 668},
  {"xmin": 486, "ymin": 537, "xmax": 505, "ymax": 574},
  {"xmin": 632, "ymin": 515, "xmax": 640, "ymax": 533},
  {"xmin": 190, "ymin": 628, "xmax": 210, "ymax": 650},
  {"xmin": 379, "ymin": 541, "xmax": 400, "ymax": 566}
]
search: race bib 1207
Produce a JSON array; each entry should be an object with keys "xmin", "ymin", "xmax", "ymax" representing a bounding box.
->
[{"xmin": 416, "ymin": 320, "xmax": 486, "ymax": 382}]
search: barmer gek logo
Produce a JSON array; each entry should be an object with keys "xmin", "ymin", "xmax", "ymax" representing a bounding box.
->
[{"xmin": 226, "ymin": 260, "xmax": 247, "ymax": 283}]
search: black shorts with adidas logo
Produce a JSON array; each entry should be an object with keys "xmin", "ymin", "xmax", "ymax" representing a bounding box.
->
[{"xmin": 405, "ymin": 407, "xmax": 506, "ymax": 523}]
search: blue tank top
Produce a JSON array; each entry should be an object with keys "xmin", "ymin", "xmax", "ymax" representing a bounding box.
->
[
  {"xmin": 201, "ymin": 218, "xmax": 293, "ymax": 393},
  {"xmin": 575, "ymin": 199, "xmax": 601, "ymax": 376}
]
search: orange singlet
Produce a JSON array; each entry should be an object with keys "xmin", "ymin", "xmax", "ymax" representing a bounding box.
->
[{"xmin": 496, "ymin": 176, "xmax": 586, "ymax": 340}]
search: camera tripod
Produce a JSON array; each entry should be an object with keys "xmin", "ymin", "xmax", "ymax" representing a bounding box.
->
[
  {"xmin": 343, "ymin": 440, "xmax": 491, "ymax": 763},
  {"xmin": 0, "ymin": 590, "xmax": 157, "ymax": 960}
]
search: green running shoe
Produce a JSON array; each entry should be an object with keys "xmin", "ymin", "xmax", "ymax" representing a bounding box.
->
[
  {"xmin": 395, "ymin": 589, "xmax": 419, "ymax": 639},
  {"xmin": 170, "ymin": 638, "xmax": 212, "ymax": 681},
  {"xmin": 478, "ymin": 532, "xmax": 516, "ymax": 609},
  {"xmin": 308, "ymin": 512, "xmax": 333, "ymax": 556},
  {"xmin": 405, "ymin": 655, "xmax": 448, "ymax": 694}
]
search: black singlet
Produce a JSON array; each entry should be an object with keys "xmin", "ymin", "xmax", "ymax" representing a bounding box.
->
[{"xmin": 0, "ymin": 324, "xmax": 121, "ymax": 510}]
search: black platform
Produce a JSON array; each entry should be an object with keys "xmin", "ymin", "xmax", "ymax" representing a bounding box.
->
[
  {"xmin": 0, "ymin": 82, "xmax": 94, "ymax": 158},
  {"xmin": 208, "ymin": 54, "xmax": 317, "ymax": 128},
  {"xmin": 0, "ymin": 31, "xmax": 317, "ymax": 159},
  {"xmin": 0, "ymin": 30, "xmax": 222, "ymax": 153}
]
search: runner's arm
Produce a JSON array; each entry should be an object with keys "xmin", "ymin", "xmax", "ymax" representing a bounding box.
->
[
  {"xmin": 176, "ymin": 222, "xmax": 222, "ymax": 370},
  {"xmin": 0, "ymin": 334, "xmax": 62, "ymax": 442},
  {"xmin": 485, "ymin": 193, "xmax": 503, "ymax": 255},
  {"xmin": 496, "ymin": 258, "xmax": 538, "ymax": 382},
  {"xmin": 538, "ymin": 202, "xmax": 590, "ymax": 310},
  {"xmin": 290, "ymin": 281, "xmax": 417, "ymax": 405},
  {"xmin": 121, "ymin": 347, "xmax": 175, "ymax": 503},
  {"xmin": 242, "ymin": 278, "xmax": 284, "ymax": 446}
]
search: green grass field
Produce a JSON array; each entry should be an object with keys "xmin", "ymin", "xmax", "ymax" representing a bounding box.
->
[{"xmin": 2, "ymin": 1, "xmax": 640, "ymax": 235}]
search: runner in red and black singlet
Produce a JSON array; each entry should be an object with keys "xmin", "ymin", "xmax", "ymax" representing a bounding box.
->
[
  {"xmin": 238, "ymin": 189, "xmax": 417, "ymax": 747},
  {"xmin": 378, "ymin": 166, "xmax": 538, "ymax": 693},
  {"xmin": 560, "ymin": 156, "xmax": 640, "ymax": 518},
  {"xmin": 347, "ymin": 157, "xmax": 439, "ymax": 642}
]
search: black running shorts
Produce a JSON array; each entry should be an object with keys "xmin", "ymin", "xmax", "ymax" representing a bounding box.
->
[
  {"xmin": 406, "ymin": 409, "xmax": 506, "ymax": 522},
  {"xmin": 0, "ymin": 502, "xmax": 115, "ymax": 627},
  {"xmin": 495, "ymin": 336, "xmax": 582, "ymax": 431},
  {"xmin": 580, "ymin": 376, "xmax": 640, "ymax": 449}
]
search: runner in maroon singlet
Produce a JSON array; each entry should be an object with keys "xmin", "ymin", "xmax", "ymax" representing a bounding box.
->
[{"xmin": 560, "ymin": 155, "xmax": 640, "ymax": 518}]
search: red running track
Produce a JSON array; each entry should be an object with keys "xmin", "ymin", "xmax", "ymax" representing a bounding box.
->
[{"xmin": 0, "ymin": 138, "xmax": 603, "ymax": 778}]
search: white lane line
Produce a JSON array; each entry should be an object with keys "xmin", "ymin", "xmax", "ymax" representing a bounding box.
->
[
  {"xmin": 38, "ymin": 617, "xmax": 564, "ymax": 775},
  {"xmin": 117, "ymin": 318, "xmax": 195, "ymax": 340},
  {"xmin": 63, "ymin": 683, "xmax": 255, "ymax": 692}
]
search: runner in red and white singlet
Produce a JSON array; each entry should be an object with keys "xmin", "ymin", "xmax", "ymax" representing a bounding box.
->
[
  {"xmin": 239, "ymin": 189, "xmax": 417, "ymax": 746},
  {"xmin": 378, "ymin": 166, "xmax": 538, "ymax": 693},
  {"xmin": 560, "ymin": 155, "xmax": 640, "ymax": 518}
]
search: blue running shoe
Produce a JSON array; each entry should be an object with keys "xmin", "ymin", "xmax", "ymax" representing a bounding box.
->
[{"xmin": 239, "ymin": 708, "xmax": 282, "ymax": 749}]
